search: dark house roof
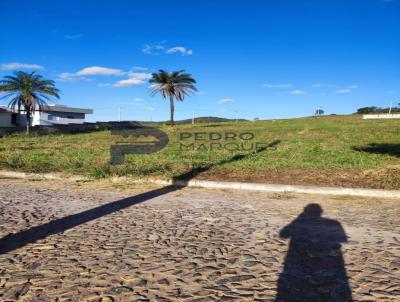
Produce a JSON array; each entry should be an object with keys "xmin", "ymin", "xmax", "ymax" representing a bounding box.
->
[{"xmin": 41, "ymin": 105, "xmax": 93, "ymax": 114}]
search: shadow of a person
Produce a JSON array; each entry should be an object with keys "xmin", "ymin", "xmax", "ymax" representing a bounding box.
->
[{"xmin": 275, "ymin": 204, "xmax": 352, "ymax": 302}]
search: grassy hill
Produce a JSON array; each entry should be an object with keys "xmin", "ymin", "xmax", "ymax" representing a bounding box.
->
[
  {"xmin": 137, "ymin": 116, "xmax": 247, "ymax": 125},
  {"xmin": 1, "ymin": 115, "xmax": 399, "ymax": 189}
]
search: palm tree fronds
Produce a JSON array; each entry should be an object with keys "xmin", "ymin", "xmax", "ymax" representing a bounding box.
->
[
  {"xmin": 149, "ymin": 70, "xmax": 197, "ymax": 126},
  {"xmin": 0, "ymin": 71, "xmax": 60, "ymax": 134}
]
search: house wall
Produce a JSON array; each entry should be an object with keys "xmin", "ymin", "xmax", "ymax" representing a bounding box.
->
[
  {"xmin": 33, "ymin": 111, "xmax": 86, "ymax": 126},
  {"xmin": 0, "ymin": 112, "xmax": 12, "ymax": 127},
  {"xmin": 1, "ymin": 108, "xmax": 91, "ymax": 127},
  {"xmin": 363, "ymin": 114, "xmax": 400, "ymax": 119}
]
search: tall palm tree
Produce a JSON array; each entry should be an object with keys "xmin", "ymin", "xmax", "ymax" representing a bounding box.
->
[
  {"xmin": 149, "ymin": 70, "xmax": 197, "ymax": 126},
  {"xmin": 0, "ymin": 71, "xmax": 60, "ymax": 134}
]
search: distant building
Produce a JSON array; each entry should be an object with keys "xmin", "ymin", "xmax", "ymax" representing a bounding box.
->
[
  {"xmin": 31, "ymin": 105, "xmax": 93, "ymax": 126},
  {"xmin": 363, "ymin": 114, "xmax": 400, "ymax": 120},
  {"xmin": 0, "ymin": 105, "xmax": 93, "ymax": 127}
]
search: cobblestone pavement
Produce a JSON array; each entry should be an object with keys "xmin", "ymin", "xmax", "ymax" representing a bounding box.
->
[{"xmin": 0, "ymin": 179, "xmax": 399, "ymax": 302}]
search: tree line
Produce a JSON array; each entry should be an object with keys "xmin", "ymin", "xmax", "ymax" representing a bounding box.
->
[{"xmin": 354, "ymin": 106, "xmax": 400, "ymax": 114}]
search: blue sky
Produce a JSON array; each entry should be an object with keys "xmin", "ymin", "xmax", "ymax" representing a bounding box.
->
[{"xmin": 1, "ymin": 0, "xmax": 399, "ymax": 122}]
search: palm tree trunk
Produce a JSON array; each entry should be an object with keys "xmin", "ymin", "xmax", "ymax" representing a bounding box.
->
[
  {"xmin": 26, "ymin": 110, "xmax": 31, "ymax": 135},
  {"xmin": 169, "ymin": 96, "xmax": 174, "ymax": 127}
]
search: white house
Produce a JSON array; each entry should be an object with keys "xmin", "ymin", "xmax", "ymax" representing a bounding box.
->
[
  {"xmin": 31, "ymin": 105, "xmax": 93, "ymax": 126},
  {"xmin": 363, "ymin": 114, "xmax": 400, "ymax": 120},
  {"xmin": 0, "ymin": 105, "xmax": 93, "ymax": 127}
]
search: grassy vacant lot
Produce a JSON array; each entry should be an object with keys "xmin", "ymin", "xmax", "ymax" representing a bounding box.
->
[{"xmin": 1, "ymin": 115, "xmax": 399, "ymax": 189}]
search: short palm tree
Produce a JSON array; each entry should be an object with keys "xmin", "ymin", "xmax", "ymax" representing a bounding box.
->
[
  {"xmin": 0, "ymin": 71, "xmax": 60, "ymax": 134},
  {"xmin": 149, "ymin": 70, "xmax": 197, "ymax": 126}
]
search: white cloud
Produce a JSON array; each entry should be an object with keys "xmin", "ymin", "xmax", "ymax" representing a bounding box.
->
[
  {"xmin": 142, "ymin": 42, "xmax": 165, "ymax": 55},
  {"xmin": 113, "ymin": 72, "xmax": 152, "ymax": 87},
  {"xmin": 336, "ymin": 89, "xmax": 352, "ymax": 94},
  {"xmin": 166, "ymin": 46, "xmax": 193, "ymax": 56},
  {"xmin": 58, "ymin": 72, "xmax": 87, "ymax": 81},
  {"xmin": 59, "ymin": 66, "xmax": 125, "ymax": 81},
  {"xmin": 143, "ymin": 41, "xmax": 193, "ymax": 56},
  {"xmin": 114, "ymin": 78, "xmax": 144, "ymax": 87},
  {"xmin": 336, "ymin": 85, "xmax": 358, "ymax": 94},
  {"xmin": 127, "ymin": 72, "xmax": 152, "ymax": 80},
  {"xmin": 133, "ymin": 98, "xmax": 144, "ymax": 102},
  {"xmin": 133, "ymin": 66, "xmax": 148, "ymax": 71},
  {"xmin": 77, "ymin": 66, "xmax": 124, "ymax": 76},
  {"xmin": 58, "ymin": 66, "xmax": 151, "ymax": 87},
  {"xmin": 312, "ymin": 83, "xmax": 331, "ymax": 87},
  {"xmin": 58, "ymin": 72, "xmax": 75, "ymax": 81},
  {"xmin": 140, "ymin": 106, "xmax": 155, "ymax": 112},
  {"xmin": 0, "ymin": 62, "xmax": 44, "ymax": 70},
  {"xmin": 290, "ymin": 90, "xmax": 306, "ymax": 95},
  {"xmin": 217, "ymin": 98, "xmax": 234, "ymax": 104},
  {"xmin": 262, "ymin": 83, "xmax": 292, "ymax": 88},
  {"xmin": 64, "ymin": 34, "xmax": 83, "ymax": 40}
]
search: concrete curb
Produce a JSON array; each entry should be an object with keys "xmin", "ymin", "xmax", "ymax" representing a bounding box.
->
[
  {"xmin": 130, "ymin": 179, "xmax": 400, "ymax": 198},
  {"xmin": 1, "ymin": 170, "xmax": 400, "ymax": 198},
  {"xmin": 0, "ymin": 171, "xmax": 87, "ymax": 181}
]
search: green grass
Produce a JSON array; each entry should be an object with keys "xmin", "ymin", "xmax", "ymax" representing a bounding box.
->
[{"xmin": 1, "ymin": 115, "xmax": 399, "ymax": 188}]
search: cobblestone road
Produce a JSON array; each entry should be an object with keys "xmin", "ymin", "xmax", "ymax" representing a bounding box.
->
[{"xmin": 0, "ymin": 179, "xmax": 399, "ymax": 301}]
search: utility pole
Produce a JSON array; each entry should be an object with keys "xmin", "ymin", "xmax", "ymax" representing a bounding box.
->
[
  {"xmin": 234, "ymin": 110, "xmax": 238, "ymax": 122},
  {"xmin": 118, "ymin": 106, "xmax": 121, "ymax": 122},
  {"xmin": 389, "ymin": 100, "xmax": 393, "ymax": 114},
  {"xmin": 192, "ymin": 112, "xmax": 195, "ymax": 125}
]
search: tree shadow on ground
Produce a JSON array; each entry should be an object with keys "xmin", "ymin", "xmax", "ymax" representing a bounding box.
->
[
  {"xmin": 275, "ymin": 204, "xmax": 352, "ymax": 302},
  {"xmin": 174, "ymin": 140, "xmax": 281, "ymax": 181},
  {"xmin": 352, "ymin": 143, "xmax": 400, "ymax": 157},
  {"xmin": 0, "ymin": 140, "xmax": 280, "ymax": 255}
]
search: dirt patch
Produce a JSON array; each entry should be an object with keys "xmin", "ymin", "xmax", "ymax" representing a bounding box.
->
[{"xmin": 192, "ymin": 167, "xmax": 400, "ymax": 190}]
